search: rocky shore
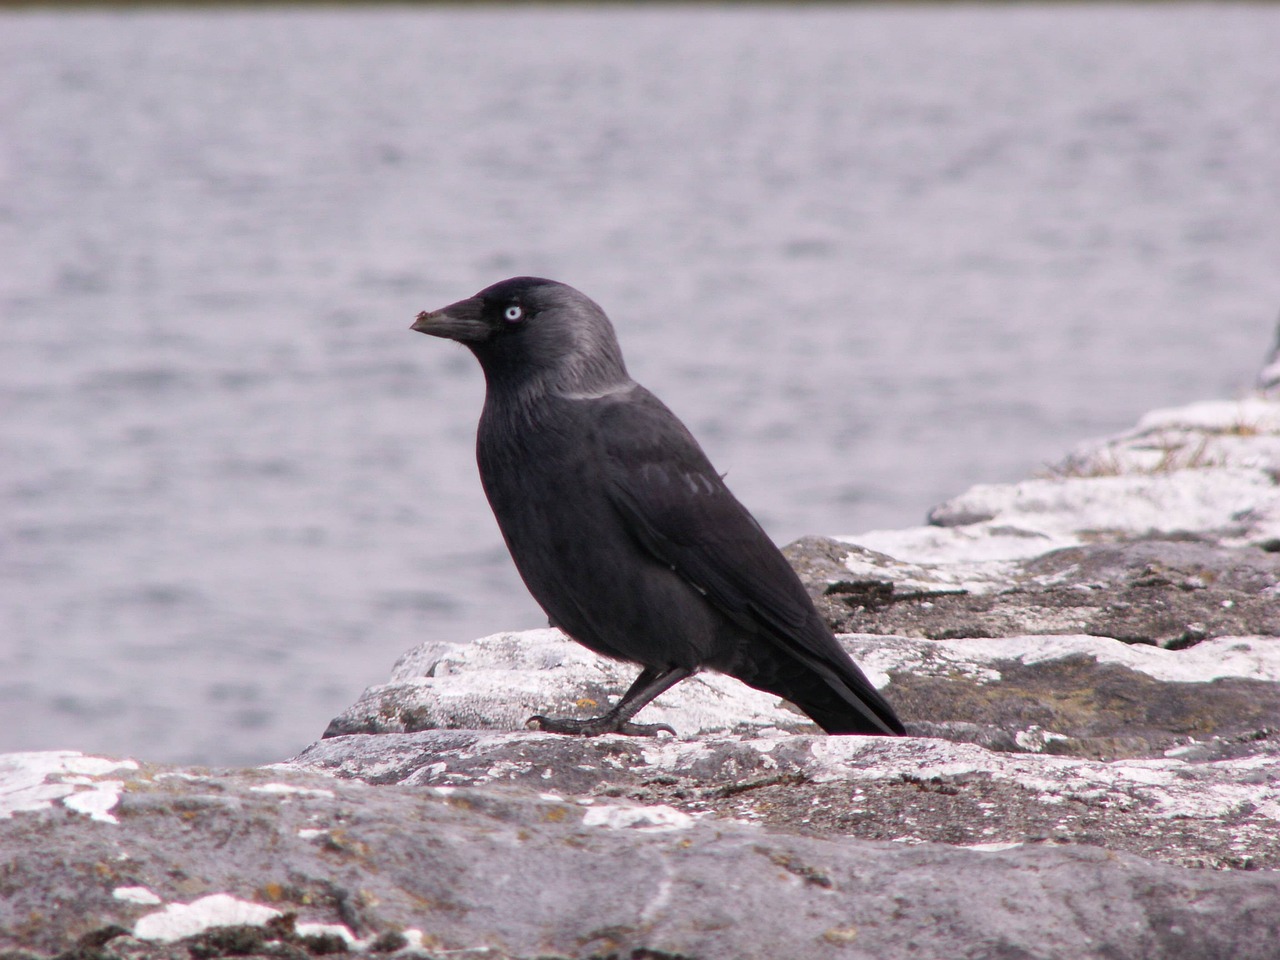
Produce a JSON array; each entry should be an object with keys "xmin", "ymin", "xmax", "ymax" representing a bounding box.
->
[{"xmin": 4, "ymin": 347, "xmax": 1280, "ymax": 960}]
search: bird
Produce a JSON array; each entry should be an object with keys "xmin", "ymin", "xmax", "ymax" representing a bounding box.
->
[{"xmin": 411, "ymin": 277, "xmax": 904, "ymax": 738}]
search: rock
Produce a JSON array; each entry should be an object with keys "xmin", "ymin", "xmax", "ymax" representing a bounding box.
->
[
  {"xmin": 792, "ymin": 536, "xmax": 1280, "ymax": 646},
  {"xmin": 321, "ymin": 629, "xmax": 814, "ymax": 740},
  {"xmin": 6, "ymin": 364, "xmax": 1280, "ymax": 958},
  {"xmin": 851, "ymin": 396, "xmax": 1280, "ymax": 565},
  {"xmin": 4, "ymin": 746, "xmax": 1280, "ymax": 960},
  {"xmin": 786, "ymin": 393, "xmax": 1280, "ymax": 650},
  {"xmin": 291, "ymin": 726, "xmax": 1280, "ymax": 870},
  {"xmin": 1258, "ymin": 315, "xmax": 1280, "ymax": 394},
  {"xmin": 321, "ymin": 626, "xmax": 1280, "ymax": 761}
]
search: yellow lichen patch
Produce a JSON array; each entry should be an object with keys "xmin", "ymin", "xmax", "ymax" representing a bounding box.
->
[
  {"xmin": 1221, "ymin": 417, "xmax": 1263, "ymax": 437},
  {"xmin": 415, "ymin": 931, "xmax": 448, "ymax": 953},
  {"xmin": 542, "ymin": 805, "xmax": 570, "ymax": 823},
  {"xmin": 1037, "ymin": 450, "xmax": 1125, "ymax": 479},
  {"xmin": 321, "ymin": 828, "xmax": 370, "ymax": 859},
  {"xmin": 575, "ymin": 698, "xmax": 599, "ymax": 709},
  {"xmin": 823, "ymin": 925, "xmax": 859, "ymax": 944}
]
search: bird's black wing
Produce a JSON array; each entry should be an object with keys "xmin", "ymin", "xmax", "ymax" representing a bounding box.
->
[
  {"xmin": 595, "ymin": 387, "xmax": 901, "ymax": 734},
  {"xmin": 598, "ymin": 390, "xmax": 813, "ymax": 634}
]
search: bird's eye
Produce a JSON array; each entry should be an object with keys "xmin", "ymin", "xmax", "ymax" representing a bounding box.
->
[{"xmin": 503, "ymin": 304, "xmax": 524, "ymax": 323}]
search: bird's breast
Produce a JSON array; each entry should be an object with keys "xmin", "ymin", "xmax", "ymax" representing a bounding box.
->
[{"xmin": 477, "ymin": 400, "xmax": 602, "ymax": 543}]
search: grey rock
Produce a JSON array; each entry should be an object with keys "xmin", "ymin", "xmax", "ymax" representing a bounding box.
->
[
  {"xmin": 3, "ymin": 750, "xmax": 1280, "ymax": 960},
  {"xmin": 290, "ymin": 728, "xmax": 1280, "ymax": 872},
  {"xmin": 1259, "ymin": 314, "xmax": 1280, "ymax": 394},
  {"xmin": 789, "ymin": 536, "xmax": 1280, "ymax": 647},
  {"xmin": 320, "ymin": 625, "xmax": 1280, "ymax": 762},
  {"xmin": 889, "ymin": 649, "xmax": 1280, "ymax": 760},
  {"xmin": 321, "ymin": 628, "xmax": 819, "ymax": 740}
]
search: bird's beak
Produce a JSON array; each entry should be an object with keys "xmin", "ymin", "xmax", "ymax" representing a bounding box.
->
[{"xmin": 411, "ymin": 296, "xmax": 490, "ymax": 342}]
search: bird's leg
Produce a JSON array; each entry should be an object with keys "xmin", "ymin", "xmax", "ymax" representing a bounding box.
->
[{"xmin": 528, "ymin": 665, "xmax": 692, "ymax": 737}]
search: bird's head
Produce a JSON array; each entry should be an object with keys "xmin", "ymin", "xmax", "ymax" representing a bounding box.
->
[{"xmin": 412, "ymin": 277, "xmax": 631, "ymax": 398}]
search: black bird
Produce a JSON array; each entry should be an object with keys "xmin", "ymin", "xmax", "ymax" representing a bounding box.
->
[{"xmin": 412, "ymin": 277, "xmax": 904, "ymax": 738}]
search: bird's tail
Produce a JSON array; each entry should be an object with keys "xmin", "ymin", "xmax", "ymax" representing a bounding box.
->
[
  {"xmin": 791, "ymin": 677, "xmax": 905, "ymax": 735},
  {"xmin": 744, "ymin": 648, "xmax": 905, "ymax": 736}
]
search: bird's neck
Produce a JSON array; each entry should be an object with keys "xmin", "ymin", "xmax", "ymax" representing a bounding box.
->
[
  {"xmin": 478, "ymin": 361, "xmax": 636, "ymax": 445},
  {"xmin": 478, "ymin": 347, "xmax": 632, "ymax": 408},
  {"xmin": 546, "ymin": 351, "xmax": 634, "ymax": 401}
]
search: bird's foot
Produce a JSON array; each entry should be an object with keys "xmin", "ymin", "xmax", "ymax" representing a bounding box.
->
[{"xmin": 526, "ymin": 714, "xmax": 676, "ymax": 738}]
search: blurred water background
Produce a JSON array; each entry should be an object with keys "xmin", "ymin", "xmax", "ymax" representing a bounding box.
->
[{"xmin": 2, "ymin": 4, "xmax": 1279, "ymax": 765}]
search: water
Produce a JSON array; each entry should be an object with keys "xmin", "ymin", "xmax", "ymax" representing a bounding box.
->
[{"xmin": 2, "ymin": 5, "xmax": 1278, "ymax": 766}]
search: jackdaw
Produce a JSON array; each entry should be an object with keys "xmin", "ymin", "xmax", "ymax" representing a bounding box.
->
[{"xmin": 412, "ymin": 277, "xmax": 904, "ymax": 737}]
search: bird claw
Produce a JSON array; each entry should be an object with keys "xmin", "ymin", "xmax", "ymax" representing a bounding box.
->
[{"xmin": 526, "ymin": 715, "xmax": 677, "ymax": 738}]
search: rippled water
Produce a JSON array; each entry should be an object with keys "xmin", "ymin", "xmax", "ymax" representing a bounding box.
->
[{"xmin": 2, "ymin": 5, "xmax": 1279, "ymax": 764}]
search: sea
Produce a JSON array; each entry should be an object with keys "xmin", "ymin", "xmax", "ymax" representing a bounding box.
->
[{"xmin": 2, "ymin": 3, "xmax": 1278, "ymax": 765}]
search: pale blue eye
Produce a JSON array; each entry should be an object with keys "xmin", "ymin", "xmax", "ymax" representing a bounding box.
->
[{"xmin": 504, "ymin": 304, "xmax": 523, "ymax": 323}]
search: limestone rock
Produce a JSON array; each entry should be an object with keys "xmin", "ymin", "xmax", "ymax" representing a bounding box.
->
[
  {"xmin": 321, "ymin": 628, "xmax": 819, "ymax": 739},
  {"xmin": 321, "ymin": 625, "xmax": 1280, "ymax": 761},
  {"xmin": 792, "ymin": 536, "xmax": 1280, "ymax": 646},
  {"xmin": 3, "ymin": 747, "xmax": 1280, "ymax": 960},
  {"xmin": 291, "ymin": 727, "xmax": 1280, "ymax": 872}
]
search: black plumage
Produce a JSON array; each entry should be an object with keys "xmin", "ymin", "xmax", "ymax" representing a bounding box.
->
[{"xmin": 412, "ymin": 277, "xmax": 904, "ymax": 737}]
